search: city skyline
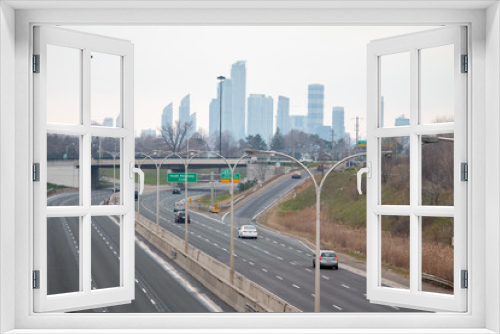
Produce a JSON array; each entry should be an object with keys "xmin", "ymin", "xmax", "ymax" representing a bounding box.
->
[{"xmin": 64, "ymin": 25, "xmax": 439, "ymax": 140}]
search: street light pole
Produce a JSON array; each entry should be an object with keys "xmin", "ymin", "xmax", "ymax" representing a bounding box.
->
[
  {"xmin": 245, "ymin": 149, "xmax": 369, "ymax": 312},
  {"xmin": 217, "ymin": 76, "xmax": 226, "ymax": 155}
]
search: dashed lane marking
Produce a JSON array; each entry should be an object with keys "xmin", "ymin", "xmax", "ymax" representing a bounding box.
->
[
  {"xmin": 276, "ymin": 276, "xmax": 283, "ymax": 280},
  {"xmin": 342, "ymin": 284, "xmax": 350, "ymax": 289},
  {"xmin": 333, "ymin": 305, "xmax": 342, "ymax": 311},
  {"xmin": 292, "ymin": 284, "xmax": 300, "ymax": 289}
]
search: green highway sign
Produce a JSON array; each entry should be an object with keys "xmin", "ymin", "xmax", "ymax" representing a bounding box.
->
[
  {"xmin": 167, "ymin": 173, "xmax": 197, "ymax": 183},
  {"xmin": 221, "ymin": 169, "xmax": 240, "ymax": 183},
  {"xmin": 358, "ymin": 140, "xmax": 367, "ymax": 147}
]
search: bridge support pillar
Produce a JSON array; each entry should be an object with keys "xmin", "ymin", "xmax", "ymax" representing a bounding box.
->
[{"xmin": 91, "ymin": 166, "xmax": 100, "ymax": 189}]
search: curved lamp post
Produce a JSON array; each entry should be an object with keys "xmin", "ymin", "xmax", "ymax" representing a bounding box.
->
[
  {"xmin": 245, "ymin": 149, "xmax": 369, "ymax": 312},
  {"xmin": 189, "ymin": 150, "xmax": 250, "ymax": 284}
]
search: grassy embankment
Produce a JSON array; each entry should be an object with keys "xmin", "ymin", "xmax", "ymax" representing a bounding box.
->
[{"xmin": 260, "ymin": 167, "xmax": 454, "ymax": 283}]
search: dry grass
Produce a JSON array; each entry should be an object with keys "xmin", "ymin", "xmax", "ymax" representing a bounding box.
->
[{"xmin": 262, "ymin": 196, "xmax": 454, "ymax": 282}]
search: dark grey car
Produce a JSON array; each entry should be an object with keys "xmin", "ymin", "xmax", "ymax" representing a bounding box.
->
[{"xmin": 313, "ymin": 250, "xmax": 338, "ymax": 269}]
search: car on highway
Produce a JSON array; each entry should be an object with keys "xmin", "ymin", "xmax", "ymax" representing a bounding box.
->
[
  {"xmin": 134, "ymin": 190, "xmax": 138, "ymax": 201},
  {"xmin": 173, "ymin": 202, "xmax": 185, "ymax": 212},
  {"xmin": 291, "ymin": 172, "xmax": 302, "ymax": 179},
  {"xmin": 313, "ymin": 250, "xmax": 338, "ymax": 270},
  {"xmin": 174, "ymin": 211, "xmax": 190, "ymax": 224},
  {"xmin": 237, "ymin": 225, "xmax": 258, "ymax": 239},
  {"xmin": 172, "ymin": 187, "xmax": 181, "ymax": 194}
]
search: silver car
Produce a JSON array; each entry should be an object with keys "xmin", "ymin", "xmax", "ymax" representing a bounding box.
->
[{"xmin": 312, "ymin": 250, "xmax": 338, "ymax": 270}]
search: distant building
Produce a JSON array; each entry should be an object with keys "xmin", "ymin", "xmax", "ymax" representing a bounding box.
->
[
  {"xmin": 209, "ymin": 98, "xmax": 220, "ymax": 138},
  {"xmin": 141, "ymin": 129, "xmax": 156, "ymax": 138},
  {"xmin": 247, "ymin": 94, "xmax": 273, "ymax": 144},
  {"xmin": 307, "ymin": 84, "xmax": 324, "ymax": 133},
  {"xmin": 162, "ymin": 103, "xmax": 173, "ymax": 130},
  {"xmin": 102, "ymin": 117, "xmax": 113, "ymax": 127},
  {"xmin": 189, "ymin": 112, "xmax": 197, "ymax": 137},
  {"xmin": 291, "ymin": 115, "xmax": 307, "ymax": 133},
  {"xmin": 395, "ymin": 114, "xmax": 410, "ymax": 127},
  {"xmin": 332, "ymin": 106, "xmax": 345, "ymax": 141},
  {"xmin": 276, "ymin": 96, "xmax": 291, "ymax": 135},
  {"xmin": 221, "ymin": 79, "xmax": 233, "ymax": 136},
  {"xmin": 231, "ymin": 61, "xmax": 246, "ymax": 140},
  {"xmin": 317, "ymin": 125, "xmax": 332, "ymax": 141},
  {"xmin": 115, "ymin": 115, "xmax": 121, "ymax": 127},
  {"xmin": 179, "ymin": 94, "xmax": 191, "ymax": 126}
]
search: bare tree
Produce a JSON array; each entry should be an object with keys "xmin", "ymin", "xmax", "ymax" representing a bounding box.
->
[{"xmin": 160, "ymin": 121, "xmax": 192, "ymax": 153}]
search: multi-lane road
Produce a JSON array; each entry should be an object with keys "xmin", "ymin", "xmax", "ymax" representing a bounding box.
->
[
  {"xmin": 47, "ymin": 190, "xmax": 232, "ymax": 313},
  {"xmin": 139, "ymin": 175, "xmax": 418, "ymax": 312}
]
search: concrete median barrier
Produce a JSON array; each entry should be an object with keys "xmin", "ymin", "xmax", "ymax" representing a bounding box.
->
[{"xmin": 135, "ymin": 214, "xmax": 300, "ymax": 313}]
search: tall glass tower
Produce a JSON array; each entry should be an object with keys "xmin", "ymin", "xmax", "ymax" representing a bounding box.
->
[
  {"xmin": 179, "ymin": 94, "xmax": 190, "ymax": 126},
  {"xmin": 277, "ymin": 96, "xmax": 291, "ymax": 135},
  {"xmin": 231, "ymin": 61, "xmax": 246, "ymax": 140},
  {"xmin": 162, "ymin": 103, "xmax": 173, "ymax": 130},
  {"xmin": 307, "ymin": 84, "xmax": 324, "ymax": 134},
  {"xmin": 332, "ymin": 106, "xmax": 345, "ymax": 141}
]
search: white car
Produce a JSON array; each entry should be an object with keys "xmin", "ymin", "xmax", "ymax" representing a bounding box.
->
[
  {"xmin": 238, "ymin": 225, "xmax": 258, "ymax": 239},
  {"xmin": 173, "ymin": 202, "xmax": 185, "ymax": 212}
]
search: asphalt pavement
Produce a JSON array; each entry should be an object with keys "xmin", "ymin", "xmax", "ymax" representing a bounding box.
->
[
  {"xmin": 46, "ymin": 189, "xmax": 233, "ymax": 313},
  {"xmin": 139, "ymin": 176, "xmax": 420, "ymax": 312}
]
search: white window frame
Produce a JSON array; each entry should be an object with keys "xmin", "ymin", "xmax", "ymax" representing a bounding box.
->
[
  {"xmin": 1, "ymin": 2, "xmax": 498, "ymax": 333},
  {"xmin": 33, "ymin": 26, "xmax": 136, "ymax": 313},
  {"xmin": 366, "ymin": 26, "xmax": 467, "ymax": 312}
]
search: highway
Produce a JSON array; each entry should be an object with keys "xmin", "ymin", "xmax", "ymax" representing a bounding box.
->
[
  {"xmin": 47, "ymin": 190, "xmax": 232, "ymax": 313},
  {"xmin": 139, "ymin": 174, "xmax": 419, "ymax": 312}
]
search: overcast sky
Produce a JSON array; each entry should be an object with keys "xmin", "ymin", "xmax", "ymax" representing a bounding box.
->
[{"xmin": 59, "ymin": 25, "xmax": 450, "ymax": 138}]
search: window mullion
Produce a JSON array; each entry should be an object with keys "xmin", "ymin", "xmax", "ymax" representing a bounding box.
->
[{"xmin": 409, "ymin": 47, "xmax": 420, "ymax": 294}]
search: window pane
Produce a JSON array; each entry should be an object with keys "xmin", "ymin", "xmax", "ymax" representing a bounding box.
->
[
  {"xmin": 91, "ymin": 137, "xmax": 121, "ymax": 205},
  {"xmin": 91, "ymin": 216, "xmax": 121, "ymax": 290},
  {"xmin": 47, "ymin": 134, "xmax": 80, "ymax": 206},
  {"xmin": 421, "ymin": 134, "xmax": 454, "ymax": 206},
  {"xmin": 46, "ymin": 44, "xmax": 81, "ymax": 125},
  {"xmin": 91, "ymin": 52, "xmax": 122, "ymax": 128},
  {"xmin": 420, "ymin": 44, "xmax": 454, "ymax": 124},
  {"xmin": 381, "ymin": 136, "xmax": 410, "ymax": 205},
  {"xmin": 381, "ymin": 215, "xmax": 410, "ymax": 290},
  {"xmin": 421, "ymin": 217, "xmax": 454, "ymax": 295},
  {"xmin": 380, "ymin": 52, "xmax": 410, "ymax": 128},
  {"xmin": 47, "ymin": 216, "xmax": 81, "ymax": 295}
]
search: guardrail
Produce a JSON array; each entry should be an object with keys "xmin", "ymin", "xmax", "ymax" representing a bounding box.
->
[{"xmin": 135, "ymin": 214, "xmax": 300, "ymax": 313}]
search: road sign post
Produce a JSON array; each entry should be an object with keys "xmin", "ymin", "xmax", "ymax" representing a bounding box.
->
[
  {"xmin": 221, "ymin": 169, "xmax": 240, "ymax": 183},
  {"xmin": 167, "ymin": 173, "xmax": 197, "ymax": 183}
]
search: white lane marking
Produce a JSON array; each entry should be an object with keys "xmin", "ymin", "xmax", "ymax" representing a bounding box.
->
[
  {"xmin": 222, "ymin": 212, "xmax": 229, "ymax": 221},
  {"xmin": 391, "ymin": 306, "xmax": 400, "ymax": 310},
  {"xmin": 333, "ymin": 305, "xmax": 342, "ymax": 311},
  {"xmin": 248, "ymin": 262, "xmax": 254, "ymax": 266},
  {"xmin": 135, "ymin": 279, "xmax": 139, "ymax": 283},
  {"xmin": 222, "ymin": 248, "xmax": 227, "ymax": 252},
  {"xmin": 322, "ymin": 275, "xmax": 330, "ymax": 280},
  {"xmin": 151, "ymin": 299, "xmax": 156, "ymax": 305},
  {"xmin": 280, "ymin": 244, "xmax": 286, "ymax": 247},
  {"xmin": 142, "ymin": 288, "xmax": 147, "ymax": 293},
  {"xmin": 276, "ymin": 276, "xmax": 283, "ymax": 280},
  {"xmin": 273, "ymin": 240, "xmax": 278, "ymax": 244},
  {"xmin": 305, "ymin": 268, "xmax": 312, "ymax": 272},
  {"xmin": 341, "ymin": 284, "xmax": 350, "ymax": 289},
  {"xmin": 262, "ymin": 268, "xmax": 268, "ymax": 273},
  {"xmin": 311, "ymin": 294, "xmax": 315, "ymax": 297},
  {"xmin": 292, "ymin": 284, "xmax": 300, "ymax": 289},
  {"xmin": 290, "ymin": 261, "xmax": 296, "ymax": 266}
]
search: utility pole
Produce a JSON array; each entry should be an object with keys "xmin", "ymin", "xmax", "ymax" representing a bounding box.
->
[
  {"xmin": 210, "ymin": 171, "xmax": 214, "ymax": 207},
  {"xmin": 217, "ymin": 76, "xmax": 226, "ymax": 156},
  {"xmin": 355, "ymin": 116, "xmax": 359, "ymax": 154}
]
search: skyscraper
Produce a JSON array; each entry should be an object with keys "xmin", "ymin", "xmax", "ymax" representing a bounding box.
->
[
  {"xmin": 220, "ymin": 79, "xmax": 233, "ymax": 135},
  {"xmin": 190, "ymin": 112, "xmax": 197, "ymax": 136},
  {"xmin": 291, "ymin": 115, "xmax": 307, "ymax": 133},
  {"xmin": 209, "ymin": 98, "xmax": 220, "ymax": 138},
  {"xmin": 307, "ymin": 84, "xmax": 324, "ymax": 134},
  {"xmin": 162, "ymin": 103, "xmax": 173, "ymax": 130},
  {"xmin": 179, "ymin": 94, "xmax": 191, "ymax": 126},
  {"xmin": 332, "ymin": 106, "xmax": 345, "ymax": 141},
  {"xmin": 276, "ymin": 96, "xmax": 291, "ymax": 135},
  {"xmin": 231, "ymin": 61, "xmax": 246, "ymax": 140},
  {"xmin": 102, "ymin": 117, "xmax": 113, "ymax": 127},
  {"xmin": 395, "ymin": 114, "xmax": 410, "ymax": 127},
  {"xmin": 247, "ymin": 94, "xmax": 273, "ymax": 144}
]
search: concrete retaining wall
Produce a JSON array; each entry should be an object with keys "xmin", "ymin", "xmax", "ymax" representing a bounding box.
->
[{"xmin": 135, "ymin": 214, "xmax": 300, "ymax": 313}]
